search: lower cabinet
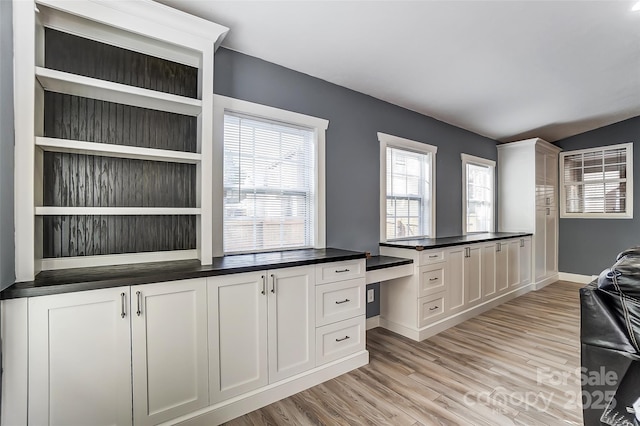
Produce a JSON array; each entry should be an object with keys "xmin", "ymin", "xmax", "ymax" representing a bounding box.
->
[
  {"xmin": 208, "ymin": 265, "xmax": 316, "ymax": 404},
  {"xmin": 28, "ymin": 278, "xmax": 209, "ymax": 426}
]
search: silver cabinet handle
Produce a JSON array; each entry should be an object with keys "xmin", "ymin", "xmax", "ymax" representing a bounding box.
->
[
  {"xmin": 270, "ymin": 274, "xmax": 275, "ymax": 294},
  {"xmin": 335, "ymin": 268, "xmax": 350, "ymax": 273},
  {"xmin": 335, "ymin": 336, "xmax": 350, "ymax": 342},
  {"xmin": 428, "ymin": 255, "xmax": 438, "ymax": 258},
  {"xmin": 546, "ymin": 197, "xmax": 550, "ymax": 205},
  {"xmin": 546, "ymin": 207, "xmax": 550, "ymax": 215},
  {"xmin": 121, "ymin": 292, "xmax": 126, "ymax": 318},
  {"xmin": 496, "ymin": 243, "xmax": 501, "ymax": 252},
  {"xmin": 429, "ymin": 306, "xmax": 439, "ymax": 311},
  {"xmin": 520, "ymin": 238, "xmax": 525, "ymax": 248},
  {"xmin": 335, "ymin": 299, "xmax": 350, "ymax": 304},
  {"xmin": 429, "ymin": 277, "xmax": 438, "ymax": 281},
  {"xmin": 261, "ymin": 275, "xmax": 265, "ymax": 295},
  {"xmin": 136, "ymin": 291, "xmax": 142, "ymax": 316}
]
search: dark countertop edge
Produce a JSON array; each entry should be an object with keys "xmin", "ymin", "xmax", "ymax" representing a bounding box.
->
[
  {"xmin": 379, "ymin": 233, "xmax": 533, "ymax": 250},
  {"xmin": 366, "ymin": 256, "xmax": 414, "ymax": 271},
  {"xmin": 0, "ymin": 250, "xmax": 366, "ymax": 300}
]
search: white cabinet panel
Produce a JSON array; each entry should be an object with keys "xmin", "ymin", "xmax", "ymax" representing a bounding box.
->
[
  {"xmin": 268, "ymin": 266, "xmax": 315, "ymax": 382},
  {"xmin": 418, "ymin": 294, "xmax": 446, "ymax": 327},
  {"xmin": 481, "ymin": 243, "xmax": 497, "ymax": 300},
  {"xmin": 132, "ymin": 279, "xmax": 208, "ymax": 426},
  {"xmin": 316, "ymin": 315, "xmax": 365, "ymax": 365},
  {"xmin": 208, "ymin": 272, "xmax": 268, "ymax": 404},
  {"xmin": 446, "ymin": 247, "xmax": 465, "ymax": 314},
  {"xmin": 316, "ymin": 278, "xmax": 365, "ymax": 327},
  {"xmin": 507, "ymin": 240, "xmax": 520, "ymax": 288},
  {"xmin": 465, "ymin": 246, "xmax": 482, "ymax": 306},
  {"xmin": 315, "ymin": 260, "xmax": 364, "ymax": 284},
  {"xmin": 546, "ymin": 209, "xmax": 558, "ymax": 274},
  {"xmin": 535, "ymin": 209, "xmax": 547, "ymax": 281},
  {"xmin": 520, "ymin": 237, "xmax": 532, "ymax": 286},
  {"xmin": 496, "ymin": 243, "xmax": 509, "ymax": 294},
  {"xmin": 419, "ymin": 249, "xmax": 446, "ymax": 265},
  {"xmin": 28, "ymin": 287, "xmax": 132, "ymax": 426},
  {"xmin": 418, "ymin": 264, "xmax": 446, "ymax": 297}
]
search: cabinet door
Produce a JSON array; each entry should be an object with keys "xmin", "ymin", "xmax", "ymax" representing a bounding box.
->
[
  {"xmin": 208, "ymin": 272, "xmax": 268, "ymax": 404},
  {"xmin": 268, "ymin": 265, "xmax": 315, "ymax": 382},
  {"xmin": 507, "ymin": 240, "xmax": 520, "ymax": 288},
  {"xmin": 519, "ymin": 238, "xmax": 532, "ymax": 286},
  {"xmin": 535, "ymin": 208, "xmax": 547, "ymax": 281},
  {"xmin": 496, "ymin": 242, "xmax": 509, "ymax": 293},
  {"xmin": 131, "ymin": 279, "xmax": 208, "ymax": 426},
  {"xmin": 29, "ymin": 287, "xmax": 132, "ymax": 426},
  {"xmin": 546, "ymin": 208, "xmax": 558, "ymax": 275},
  {"xmin": 446, "ymin": 247, "xmax": 465, "ymax": 314},
  {"xmin": 465, "ymin": 245, "xmax": 482, "ymax": 306},
  {"xmin": 481, "ymin": 243, "xmax": 497, "ymax": 300}
]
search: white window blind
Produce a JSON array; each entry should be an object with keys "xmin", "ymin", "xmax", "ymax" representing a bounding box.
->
[
  {"xmin": 386, "ymin": 146, "xmax": 432, "ymax": 240},
  {"xmin": 223, "ymin": 112, "xmax": 315, "ymax": 253},
  {"xmin": 466, "ymin": 162, "xmax": 493, "ymax": 233},
  {"xmin": 561, "ymin": 143, "xmax": 633, "ymax": 218}
]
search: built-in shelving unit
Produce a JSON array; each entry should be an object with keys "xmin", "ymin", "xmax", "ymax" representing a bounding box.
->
[{"xmin": 13, "ymin": 0, "xmax": 229, "ymax": 280}]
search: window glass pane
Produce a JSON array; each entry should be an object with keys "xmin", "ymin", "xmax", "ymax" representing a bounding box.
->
[
  {"xmin": 386, "ymin": 146, "xmax": 431, "ymax": 239},
  {"xmin": 561, "ymin": 145, "xmax": 631, "ymax": 216},
  {"xmin": 466, "ymin": 162, "xmax": 493, "ymax": 233},
  {"xmin": 223, "ymin": 113, "xmax": 315, "ymax": 253}
]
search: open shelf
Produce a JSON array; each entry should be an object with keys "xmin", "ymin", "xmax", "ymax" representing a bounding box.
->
[
  {"xmin": 35, "ymin": 67, "xmax": 202, "ymax": 116},
  {"xmin": 36, "ymin": 207, "xmax": 201, "ymax": 216},
  {"xmin": 36, "ymin": 137, "xmax": 201, "ymax": 164}
]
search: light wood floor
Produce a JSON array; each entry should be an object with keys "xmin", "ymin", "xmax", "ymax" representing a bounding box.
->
[{"xmin": 226, "ymin": 281, "xmax": 584, "ymax": 425}]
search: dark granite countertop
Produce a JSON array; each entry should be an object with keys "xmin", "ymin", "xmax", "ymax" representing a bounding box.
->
[
  {"xmin": 1, "ymin": 248, "xmax": 366, "ymax": 299},
  {"xmin": 379, "ymin": 232, "xmax": 532, "ymax": 250},
  {"xmin": 366, "ymin": 255, "xmax": 413, "ymax": 271}
]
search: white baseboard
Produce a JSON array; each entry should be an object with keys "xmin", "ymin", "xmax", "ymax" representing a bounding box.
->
[
  {"xmin": 166, "ymin": 351, "xmax": 369, "ymax": 426},
  {"xmin": 366, "ymin": 316, "xmax": 380, "ymax": 330},
  {"xmin": 534, "ymin": 273, "xmax": 559, "ymax": 290},
  {"xmin": 558, "ymin": 272, "xmax": 597, "ymax": 284},
  {"xmin": 380, "ymin": 283, "xmax": 534, "ymax": 342}
]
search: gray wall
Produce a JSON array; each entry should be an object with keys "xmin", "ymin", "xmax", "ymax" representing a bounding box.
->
[
  {"xmin": 555, "ymin": 116, "xmax": 640, "ymax": 275},
  {"xmin": 0, "ymin": 0, "xmax": 15, "ymax": 291},
  {"xmin": 214, "ymin": 48, "xmax": 498, "ymax": 254}
]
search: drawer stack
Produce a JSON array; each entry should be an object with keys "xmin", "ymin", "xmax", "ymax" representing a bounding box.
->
[
  {"xmin": 314, "ymin": 259, "xmax": 366, "ymax": 365},
  {"xmin": 418, "ymin": 250, "xmax": 447, "ymax": 327}
]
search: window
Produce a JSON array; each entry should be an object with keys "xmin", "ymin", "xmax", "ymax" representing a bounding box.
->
[
  {"xmin": 214, "ymin": 96, "xmax": 328, "ymax": 254},
  {"xmin": 560, "ymin": 143, "xmax": 633, "ymax": 219},
  {"xmin": 379, "ymin": 132, "xmax": 437, "ymax": 241},
  {"xmin": 461, "ymin": 154, "xmax": 495, "ymax": 234}
]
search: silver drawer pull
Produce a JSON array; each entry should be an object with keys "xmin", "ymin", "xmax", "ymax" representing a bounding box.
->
[
  {"xmin": 335, "ymin": 336, "xmax": 351, "ymax": 342},
  {"xmin": 429, "ymin": 277, "xmax": 438, "ymax": 281},
  {"xmin": 335, "ymin": 299, "xmax": 350, "ymax": 304},
  {"xmin": 136, "ymin": 291, "xmax": 142, "ymax": 316},
  {"xmin": 335, "ymin": 268, "xmax": 350, "ymax": 273},
  {"xmin": 429, "ymin": 306, "xmax": 439, "ymax": 311},
  {"xmin": 428, "ymin": 255, "xmax": 439, "ymax": 258}
]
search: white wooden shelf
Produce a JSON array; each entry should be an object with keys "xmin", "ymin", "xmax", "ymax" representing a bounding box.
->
[
  {"xmin": 36, "ymin": 137, "xmax": 201, "ymax": 164},
  {"xmin": 35, "ymin": 207, "xmax": 201, "ymax": 216},
  {"xmin": 35, "ymin": 67, "xmax": 202, "ymax": 116}
]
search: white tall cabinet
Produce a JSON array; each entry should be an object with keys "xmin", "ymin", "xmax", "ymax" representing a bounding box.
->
[{"xmin": 498, "ymin": 138, "xmax": 561, "ymax": 288}]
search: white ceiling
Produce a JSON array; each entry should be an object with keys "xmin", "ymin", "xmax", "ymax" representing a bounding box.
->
[{"xmin": 159, "ymin": 0, "xmax": 640, "ymax": 142}]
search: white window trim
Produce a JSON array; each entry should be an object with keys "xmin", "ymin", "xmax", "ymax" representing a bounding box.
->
[
  {"xmin": 378, "ymin": 132, "xmax": 437, "ymax": 242},
  {"xmin": 213, "ymin": 95, "xmax": 328, "ymax": 256},
  {"xmin": 559, "ymin": 142, "xmax": 633, "ymax": 219},
  {"xmin": 461, "ymin": 153, "xmax": 496, "ymax": 235}
]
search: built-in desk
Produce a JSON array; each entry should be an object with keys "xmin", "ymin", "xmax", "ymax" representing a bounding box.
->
[{"xmin": 365, "ymin": 255, "xmax": 414, "ymax": 284}]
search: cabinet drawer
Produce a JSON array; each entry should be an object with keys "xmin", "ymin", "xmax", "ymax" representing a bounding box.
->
[
  {"xmin": 316, "ymin": 279, "xmax": 365, "ymax": 327},
  {"xmin": 419, "ymin": 250, "xmax": 446, "ymax": 266},
  {"xmin": 419, "ymin": 264, "xmax": 445, "ymax": 297},
  {"xmin": 418, "ymin": 293, "xmax": 445, "ymax": 327},
  {"xmin": 315, "ymin": 260, "xmax": 365, "ymax": 285},
  {"xmin": 316, "ymin": 316, "xmax": 365, "ymax": 366}
]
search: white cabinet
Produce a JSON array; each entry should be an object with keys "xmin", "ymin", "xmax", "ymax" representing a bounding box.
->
[
  {"xmin": 465, "ymin": 246, "xmax": 482, "ymax": 307},
  {"xmin": 131, "ymin": 279, "xmax": 209, "ymax": 426},
  {"xmin": 498, "ymin": 138, "xmax": 561, "ymax": 288},
  {"xmin": 446, "ymin": 245, "xmax": 481, "ymax": 313},
  {"xmin": 519, "ymin": 237, "xmax": 532, "ymax": 286},
  {"xmin": 28, "ymin": 287, "xmax": 133, "ymax": 426},
  {"xmin": 507, "ymin": 240, "xmax": 520, "ymax": 288},
  {"xmin": 28, "ymin": 279, "xmax": 208, "ymax": 426},
  {"xmin": 495, "ymin": 242, "xmax": 509, "ymax": 294},
  {"xmin": 481, "ymin": 243, "xmax": 497, "ymax": 300},
  {"xmin": 208, "ymin": 265, "xmax": 315, "ymax": 403}
]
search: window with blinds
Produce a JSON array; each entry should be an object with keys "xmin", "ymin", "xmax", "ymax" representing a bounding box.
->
[
  {"xmin": 223, "ymin": 113, "xmax": 316, "ymax": 253},
  {"xmin": 386, "ymin": 146, "xmax": 432, "ymax": 240},
  {"xmin": 465, "ymin": 162, "xmax": 494, "ymax": 233},
  {"xmin": 560, "ymin": 143, "xmax": 633, "ymax": 218}
]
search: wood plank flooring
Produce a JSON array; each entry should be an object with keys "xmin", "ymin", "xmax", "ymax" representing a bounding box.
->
[{"xmin": 225, "ymin": 281, "xmax": 584, "ymax": 425}]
